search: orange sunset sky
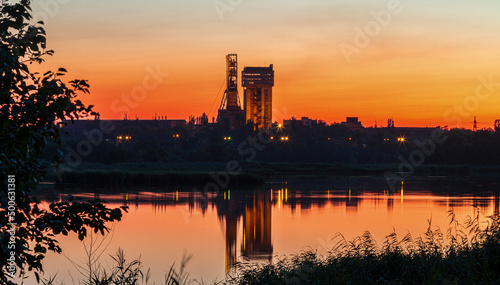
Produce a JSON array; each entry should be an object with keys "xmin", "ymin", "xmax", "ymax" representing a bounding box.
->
[{"xmin": 29, "ymin": 0, "xmax": 500, "ymax": 128}]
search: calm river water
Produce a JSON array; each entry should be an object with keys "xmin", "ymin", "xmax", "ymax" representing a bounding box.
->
[{"xmin": 37, "ymin": 176, "xmax": 499, "ymax": 283}]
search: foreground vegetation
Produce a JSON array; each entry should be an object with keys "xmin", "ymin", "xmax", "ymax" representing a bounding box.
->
[
  {"xmin": 1, "ymin": 2, "xmax": 125, "ymax": 283},
  {"xmin": 40, "ymin": 211, "xmax": 500, "ymax": 285},
  {"xmin": 234, "ymin": 211, "xmax": 500, "ymax": 284}
]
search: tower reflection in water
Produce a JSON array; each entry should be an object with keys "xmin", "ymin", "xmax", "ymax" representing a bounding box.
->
[
  {"xmin": 241, "ymin": 191, "xmax": 273, "ymax": 262},
  {"xmin": 219, "ymin": 190, "xmax": 273, "ymax": 274}
]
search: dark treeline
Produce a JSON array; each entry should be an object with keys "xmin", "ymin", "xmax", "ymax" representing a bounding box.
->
[{"xmin": 47, "ymin": 120, "xmax": 500, "ymax": 166}]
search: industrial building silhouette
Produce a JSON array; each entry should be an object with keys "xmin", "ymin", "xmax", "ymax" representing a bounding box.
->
[{"xmin": 217, "ymin": 54, "xmax": 274, "ymax": 130}]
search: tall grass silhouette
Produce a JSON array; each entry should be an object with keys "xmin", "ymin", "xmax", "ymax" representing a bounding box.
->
[{"xmin": 232, "ymin": 209, "xmax": 500, "ymax": 284}]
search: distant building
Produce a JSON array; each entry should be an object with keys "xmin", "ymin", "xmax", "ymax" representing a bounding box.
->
[
  {"xmin": 60, "ymin": 118, "xmax": 186, "ymax": 138},
  {"xmin": 300, "ymin": 117, "xmax": 317, "ymax": 128},
  {"xmin": 387, "ymin": 118, "xmax": 395, "ymax": 128},
  {"xmin": 282, "ymin": 116, "xmax": 317, "ymax": 128},
  {"xmin": 242, "ymin": 65, "xmax": 274, "ymax": 130},
  {"xmin": 342, "ymin": 117, "xmax": 364, "ymax": 130}
]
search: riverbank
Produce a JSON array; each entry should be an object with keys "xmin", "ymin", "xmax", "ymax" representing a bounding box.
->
[
  {"xmin": 52, "ymin": 169, "xmax": 264, "ymax": 188},
  {"xmin": 44, "ymin": 161, "xmax": 500, "ymax": 187}
]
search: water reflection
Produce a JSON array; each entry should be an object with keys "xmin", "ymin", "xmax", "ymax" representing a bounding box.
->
[
  {"xmin": 38, "ymin": 178, "xmax": 500, "ymax": 275},
  {"xmin": 241, "ymin": 191, "xmax": 273, "ymax": 264},
  {"xmin": 495, "ymin": 194, "xmax": 499, "ymax": 214},
  {"xmin": 214, "ymin": 190, "xmax": 273, "ymax": 273}
]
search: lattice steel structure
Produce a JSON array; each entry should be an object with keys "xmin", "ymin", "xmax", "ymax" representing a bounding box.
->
[{"xmin": 217, "ymin": 54, "xmax": 244, "ymax": 130}]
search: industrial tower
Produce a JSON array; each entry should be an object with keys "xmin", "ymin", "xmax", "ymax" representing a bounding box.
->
[
  {"xmin": 217, "ymin": 54, "xmax": 244, "ymax": 130},
  {"xmin": 242, "ymin": 65, "xmax": 274, "ymax": 130}
]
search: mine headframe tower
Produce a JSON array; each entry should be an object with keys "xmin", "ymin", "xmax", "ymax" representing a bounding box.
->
[{"xmin": 217, "ymin": 54, "xmax": 244, "ymax": 130}]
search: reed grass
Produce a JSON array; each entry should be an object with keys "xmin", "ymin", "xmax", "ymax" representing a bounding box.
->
[
  {"xmin": 231, "ymin": 210, "xmax": 500, "ymax": 284},
  {"xmin": 41, "ymin": 248, "xmax": 207, "ymax": 285}
]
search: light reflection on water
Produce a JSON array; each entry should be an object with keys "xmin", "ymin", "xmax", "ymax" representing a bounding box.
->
[{"xmin": 38, "ymin": 177, "xmax": 500, "ymax": 282}]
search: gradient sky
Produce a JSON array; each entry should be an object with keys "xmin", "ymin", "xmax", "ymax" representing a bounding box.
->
[{"xmin": 29, "ymin": 0, "xmax": 500, "ymax": 128}]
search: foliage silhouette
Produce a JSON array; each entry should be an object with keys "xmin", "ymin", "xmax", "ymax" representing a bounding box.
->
[{"xmin": 0, "ymin": 1, "xmax": 126, "ymax": 283}]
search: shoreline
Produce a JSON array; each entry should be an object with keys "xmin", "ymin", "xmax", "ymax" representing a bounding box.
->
[{"xmin": 42, "ymin": 161, "xmax": 500, "ymax": 188}]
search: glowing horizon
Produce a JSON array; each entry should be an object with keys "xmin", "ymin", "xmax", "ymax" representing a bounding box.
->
[{"xmin": 29, "ymin": 0, "xmax": 500, "ymax": 128}]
